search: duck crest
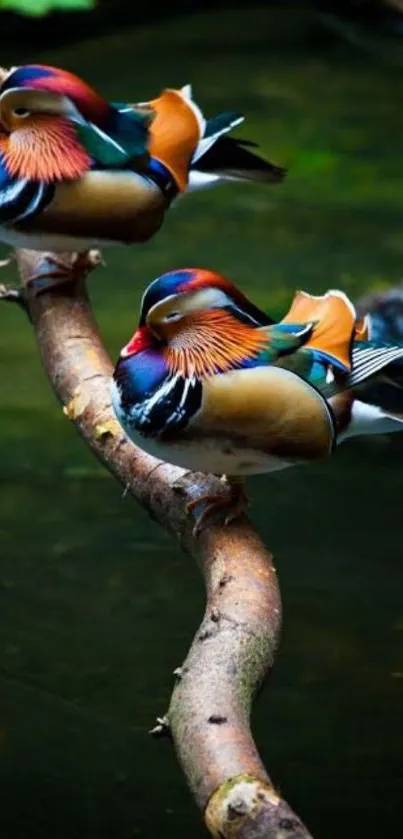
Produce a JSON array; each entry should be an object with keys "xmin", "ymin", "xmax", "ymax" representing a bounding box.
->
[{"xmin": 164, "ymin": 309, "xmax": 268, "ymax": 378}]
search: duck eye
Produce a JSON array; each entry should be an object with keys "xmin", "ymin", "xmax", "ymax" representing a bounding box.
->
[
  {"xmin": 164, "ymin": 311, "xmax": 181, "ymax": 322},
  {"xmin": 13, "ymin": 108, "xmax": 30, "ymax": 118}
]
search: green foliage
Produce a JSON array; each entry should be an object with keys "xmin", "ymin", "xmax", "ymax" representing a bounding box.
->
[{"xmin": 0, "ymin": 0, "xmax": 94, "ymax": 16}]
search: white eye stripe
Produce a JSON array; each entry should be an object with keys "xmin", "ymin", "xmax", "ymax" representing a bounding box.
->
[{"xmin": 145, "ymin": 286, "xmax": 236, "ymax": 325}]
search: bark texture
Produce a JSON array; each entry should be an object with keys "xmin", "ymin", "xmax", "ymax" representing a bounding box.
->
[{"xmin": 1, "ymin": 248, "xmax": 313, "ymax": 839}]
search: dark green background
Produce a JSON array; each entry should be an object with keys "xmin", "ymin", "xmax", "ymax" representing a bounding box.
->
[{"xmin": 0, "ymin": 6, "xmax": 403, "ymax": 837}]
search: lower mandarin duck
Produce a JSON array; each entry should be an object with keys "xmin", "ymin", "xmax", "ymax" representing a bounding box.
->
[
  {"xmin": 0, "ymin": 64, "xmax": 284, "ymax": 290},
  {"xmin": 111, "ymin": 268, "xmax": 403, "ymax": 533}
]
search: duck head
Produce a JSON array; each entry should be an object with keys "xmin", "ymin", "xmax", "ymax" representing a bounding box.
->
[
  {"xmin": 0, "ymin": 64, "xmax": 110, "ymax": 182},
  {"xmin": 120, "ymin": 268, "xmax": 273, "ymax": 378}
]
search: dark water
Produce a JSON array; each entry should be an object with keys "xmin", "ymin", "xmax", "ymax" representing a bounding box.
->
[{"xmin": 1, "ymin": 7, "xmax": 403, "ymax": 838}]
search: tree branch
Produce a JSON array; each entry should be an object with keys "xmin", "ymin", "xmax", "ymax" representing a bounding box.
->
[{"xmin": 2, "ymin": 248, "xmax": 313, "ymax": 839}]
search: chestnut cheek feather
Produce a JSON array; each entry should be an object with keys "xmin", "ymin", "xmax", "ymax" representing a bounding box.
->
[
  {"xmin": 164, "ymin": 310, "xmax": 268, "ymax": 378},
  {"xmin": 0, "ymin": 116, "xmax": 91, "ymax": 182}
]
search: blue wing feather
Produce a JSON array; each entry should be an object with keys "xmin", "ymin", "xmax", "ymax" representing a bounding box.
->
[{"xmin": 114, "ymin": 350, "xmax": 203, "ymax": 437}]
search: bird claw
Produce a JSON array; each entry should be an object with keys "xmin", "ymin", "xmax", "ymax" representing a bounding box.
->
[
  {"xmin": 187, "ymin": 477, "xmax": 248, "ymax": 537},
  {"xmin": 0, "ymin": 283, "xmax": 29, "ymax": 315},
  {"xmin": 25, "ymin": 249, "xmax": 104, "ymax": 297}
]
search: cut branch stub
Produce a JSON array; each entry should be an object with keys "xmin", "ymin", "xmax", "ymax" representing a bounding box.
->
[
  {"xmin": 206, "ymin": 775, "xmax": 309, "ymax": 839},
  {"xmin": 4, "ymin": 248, "xmax": 314, "ymax": 839}
]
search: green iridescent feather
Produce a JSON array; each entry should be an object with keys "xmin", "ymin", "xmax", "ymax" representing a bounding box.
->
[
  {"xmin": 244, "ymin": 325, "xmax": 403, "ymax": 402},
  {"xmin": 279, "ymin": 340, "xmax": 403, "ymax": 401},
  {"xmin": 255, "ymin": 322, "xmax": 314, "ymax": 365},
  {"xmin": 75, "ymin": 105, "xmax": 154, "ymax": 169}
]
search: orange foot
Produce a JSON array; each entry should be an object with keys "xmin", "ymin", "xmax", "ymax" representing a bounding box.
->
[
  {"xmin": 25, "ymin": 249, "xmax": 104, "ymax": 297},
  {"xmin": 186, "ymin": 475, "xmax": 248, "ymax": 537}
]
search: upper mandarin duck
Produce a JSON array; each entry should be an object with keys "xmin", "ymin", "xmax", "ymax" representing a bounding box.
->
[
  {"xmin": 0, "ymin": 64, "xmax": 285, "ymax": 287},
  {"xmin": 111, "ymin": 268, "xmax": 403, "ymax": 532}
]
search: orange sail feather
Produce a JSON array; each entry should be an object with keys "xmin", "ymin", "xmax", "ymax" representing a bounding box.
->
[
  {"xmin": 281, "ymin": 289, "xmax": 356, "ymax": 370},
  {"xmin": 147, "ymin": 89, "xmax": 201, "ymax": 192}
]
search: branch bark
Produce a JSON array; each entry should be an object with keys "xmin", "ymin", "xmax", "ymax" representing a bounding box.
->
[{"xmin": 2, "ymin": 248, "xmax": 313, "ymax": 839}]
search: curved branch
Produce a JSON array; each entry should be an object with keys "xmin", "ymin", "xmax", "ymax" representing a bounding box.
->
[{"xmin": 4, "ymin": 248, "xmax": 313, "ymax": 839}]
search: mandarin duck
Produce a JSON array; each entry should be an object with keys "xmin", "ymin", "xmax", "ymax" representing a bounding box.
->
[
  {"xmin": 0, "ymin": 64, "xmax": 285, "ymax": 290},
  {"xmin": 112, "ymin": 268, "xmax": 403, "ymax": 532}
]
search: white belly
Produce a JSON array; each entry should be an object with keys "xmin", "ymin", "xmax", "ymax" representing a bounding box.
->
[
  {"xmin": 124, "ymin": 420, "xmax": 293, "ymax": 476},
  {"xmin": 111, "ymin": 379, "xmax": 295, "ymax": 476},
  {"xmin": 0, "ymin": 225, "xmax": 120, "ymax": 253}
]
